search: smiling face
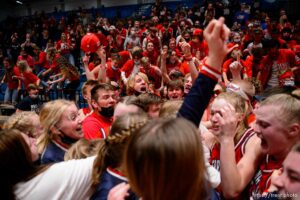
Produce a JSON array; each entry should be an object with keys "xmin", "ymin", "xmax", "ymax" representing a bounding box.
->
[
  {"xmin": 167, "ymin": 87, "xmax": 184, "ymax": 100},
  {"xmin": 254, "ymin": 105, "xmax": 292, "ymax": 159},
  {"xmin": 56, "ymin": 104, "xmax": 83, "ymax": 140}
]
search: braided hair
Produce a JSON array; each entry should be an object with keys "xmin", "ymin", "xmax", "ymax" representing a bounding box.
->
[{"xmin": 92, "ymin": 113, "xmax": 148, "ymax": 187}]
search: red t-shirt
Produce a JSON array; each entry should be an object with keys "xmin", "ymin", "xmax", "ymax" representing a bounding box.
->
[
  {"xmin": 56, "ymin": 40, "xmax": 72, "ymax": 55},
  {"xmin": 82, "ymin": 112, "xmax": 113, "ymax": 140},
  {"xmin": 106, "ymin": 61, "xmax": 121, "ymax": 82},
  {"xmin": 188, "ymin": 40, "xmax": 208, "ymax": 59},
  {"xmin": 6, "ymin": 67, "xmax": 20, "ymax": 89},
  {"xmin": 15, "ymin": 68, "xmax": 39, "ymax": 89},
  {"xmin": 34, "ymin": 51, "xmax": 49, "ymax": 69},
  {"xmin": 120, "ymin": 60, "xmax": 135, "ymax": 77},
  {"xmin": 18, "ymin": 55, "xmax": 35, "ymax": 69},
  {"xmin": 142, "ymin": 50, "xmax": 159, "ymax": 65}
]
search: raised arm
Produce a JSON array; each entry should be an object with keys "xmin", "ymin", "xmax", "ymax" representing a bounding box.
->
[
  {"xmin": 180, "ymin": 42, "xmax": 199, "ymax": 83},
  {"xmin": 160, "ymin": 49, "xmax": 171, "ymax": 84},
  {"xmin": 178, "ymin": 17, "xmax": 231, "ymax": 127},
  {"xmin": 96, "ymin": 46, "xmax": 107, "ymax": 83}
]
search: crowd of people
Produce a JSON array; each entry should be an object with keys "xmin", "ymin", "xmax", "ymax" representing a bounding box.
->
[{"xmin": 0, "ymin": 1, "xmax": 300, "ymax": 200}]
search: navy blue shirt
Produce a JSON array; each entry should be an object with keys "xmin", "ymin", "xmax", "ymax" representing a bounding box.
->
[{"xmin": 40, "ymin": 141, "xmax": 66, "ymax": 164}]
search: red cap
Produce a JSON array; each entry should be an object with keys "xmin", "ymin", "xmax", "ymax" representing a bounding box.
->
[
  {"xmin": 81, "ymin": 33, "xmax": 100, "ymax": 53},
  {"xmin": 192, "ymin": 28, "xmax": 203, "ymax": 36}
]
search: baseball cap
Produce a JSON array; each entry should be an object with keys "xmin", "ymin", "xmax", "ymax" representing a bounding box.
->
[{"xmin": 81, "ymin": 33, "xmax": 100, "ymax": 53}]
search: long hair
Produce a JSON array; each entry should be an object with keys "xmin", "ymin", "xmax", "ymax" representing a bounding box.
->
[
  {"xmin": 37, "ymin": 99, "xmax": 75, "ymax": 154},
  {"xmin": 17, "ymin": 60, "xmax": 31, "ymax": 73},
  {"xmin": 0, "ymin": 129, "xmax": 47, "ymax": 200},
  {"xmin": 92, "ymin": 113, "xmax": 148, "ymax": 187},
  {"xmin": 125, "ymin": 118, "xmax": 210, "ymax": 200}
]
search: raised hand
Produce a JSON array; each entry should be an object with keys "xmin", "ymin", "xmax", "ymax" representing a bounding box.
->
[
  {"xmin": 212, "ymin": 104, "xmax": 239, "ymax": 142},
  {"xmin": 204, "ymin": 17, "xmax": 231, "ymax": 71},
  {"xmin": 96, "ymin": 46, "xmax": 106, "ymax": 60}
]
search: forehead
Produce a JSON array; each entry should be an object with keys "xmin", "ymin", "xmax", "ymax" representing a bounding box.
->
[
  {"xmin": 135, "ymin": 75, "xmax": 144, "ymax": 81},
  {"xmin": 211, "ymin": 98, "xmax": 232, "ymax": 110},
  {"xmin": 97, "ymin": 89, "xmax": 115, "ymax": 97},
  {"xmin": 283, "ymin": 151, "xmax": 300, "ymax": 172},
  {"xmin": 61, "ymin": 104, "xmax": 78, "ymax": 117},
  {"xmin": 254, "ymin": 105, "xmax": 281, "ymax": 123}
]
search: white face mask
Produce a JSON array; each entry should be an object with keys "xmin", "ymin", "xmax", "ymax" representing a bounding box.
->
[
  {"xmin": 30, "ymin": 94, "xmax": 38, "ymax": 99},
  {"xmin": 233, "ymin": 38, "xmax": 240, "ymax": 43}
]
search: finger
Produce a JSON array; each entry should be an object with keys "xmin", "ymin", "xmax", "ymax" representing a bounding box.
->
[
  {"xmin": 212, "ymin": 17, "xmax": 225, "ymax": 38},
  {"xmin": 114, "ymin": 183, "xmax": 130, "ymax": 197},
  {"xmin": 221, "ymin": 23, "xmax": 230, "ymax": 41},
  {"xmin": 204, "ymin": 19, "xmax": 216, "ymax": 38},
  {"xmin": 215, "ymin": 113, "xmax": 225, "ymax": 125}
]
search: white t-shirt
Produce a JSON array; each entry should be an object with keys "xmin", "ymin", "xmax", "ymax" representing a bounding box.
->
[
  {"xmin": 15, "ymin": 156, "xmax": 96, "ymax": 200},
  {"xmin": 267, "ymin": 61, "xmax": 279, "ymax": 88}
]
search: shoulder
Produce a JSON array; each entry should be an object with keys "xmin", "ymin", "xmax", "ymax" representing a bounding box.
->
[{"xmin": 41, "ymin": 142, "xmax": 66, "ymax": 164}]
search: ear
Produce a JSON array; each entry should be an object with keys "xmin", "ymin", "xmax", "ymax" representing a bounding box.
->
[
  {"xmin": 91, "ymin": 99, "xmax": 99, "ymax": 110},
  {"xmin": 288, "ymin": 123, "xmax": 300, "ymax": 139},
  {"xmin": 83, "ymin": 94, "xmax": 89, "ymax": 100}
]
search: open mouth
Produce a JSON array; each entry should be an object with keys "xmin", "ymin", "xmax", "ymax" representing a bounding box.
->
[{"xmin": 140, "ymin": 86, "xmax": 147, "ymax": 92}]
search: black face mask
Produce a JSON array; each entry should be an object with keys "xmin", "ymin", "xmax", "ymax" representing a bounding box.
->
[
  {"xmin": 99, "ymin": 106, "xmax": 114, "ymax": 118},
  {"xmin": 59, "ymin": 132, "xmax": 78, "ymax": 145}
]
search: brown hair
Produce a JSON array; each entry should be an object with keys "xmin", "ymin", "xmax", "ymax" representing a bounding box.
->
[
  {"xmin": 135, "ymin": 93, "xmax": 162, "ymax": 112},
  {"xmin": 0, "ymin": 129, "xmax": 48, "ymax": 200},
  {"xmin": 81, "ymin": 80, "xmax": 99, "ymax": 95},
  {"xmin": 91, "ymin": 83, "xmax": 115, "ymax": 102},
  {"xmin": 125, "ymin": 118, "xmax": 209, "ymax": 200},
  {"xmin": 159, "ymin": 100, "xmax": 183, "ymax": 118}
]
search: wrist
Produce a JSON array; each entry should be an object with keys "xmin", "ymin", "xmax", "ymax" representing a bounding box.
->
[
  {"xmin": 205, "ymin": 56, "xmax": 222, "ymax": 72},
  {"xmin": 219, "ymin": 136, "xmax": 234, "ymax": 145},
  {"xmin": 200, "ymin": 60, "xmax": 222, "ymax": 81}
]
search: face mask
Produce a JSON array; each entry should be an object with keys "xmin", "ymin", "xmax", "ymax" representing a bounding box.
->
[
  {"xmin": 134, "ymin": 60, "xmax": 140, "ymax": 65},
  {"xmin": 30, "ymin": 94, "xmax": 38, "ymax": 99},
  {"xmin": 233, "ymin": 39, "xmax": 240, "ymax": 43},
  {"xmin": 99, "ymin": 106, "xmax": 114, "ymax": 118},
  {"xmin": 60, "ymin": 134, "xmax": 78, "ymax": 145}
]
